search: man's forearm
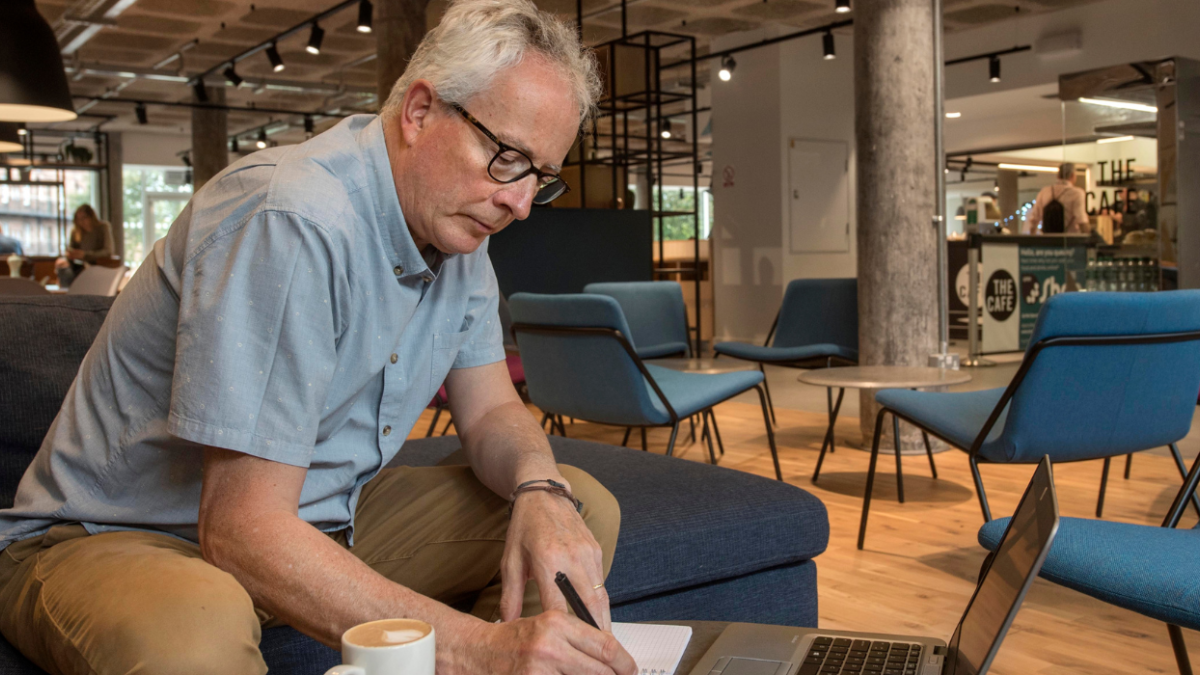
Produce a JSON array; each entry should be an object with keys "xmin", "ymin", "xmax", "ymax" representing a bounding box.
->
[
  {"xmin": 459, "ymin": 400, "xmax": 566, "ymax": 497},
  {"xmin": 201, "ymin": 508, "xmax": 484, "ymax": 652}
]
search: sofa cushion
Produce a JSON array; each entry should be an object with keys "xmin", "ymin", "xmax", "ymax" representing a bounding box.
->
[
  {"xmin": 390, "ymin": 435, "xmax": 830, "ymax": 605},
  {"xmin": 0, "ymin": 296, "xmax": 113, "ymax": 453},
  {"xmin": 0, "ymin": 297, "xmax": 114, "ymax": 508}
]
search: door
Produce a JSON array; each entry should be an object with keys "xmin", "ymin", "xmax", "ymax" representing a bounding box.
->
[{"xmin": 788, "ymin": 139, "xmax": 850, "ymax": 254}]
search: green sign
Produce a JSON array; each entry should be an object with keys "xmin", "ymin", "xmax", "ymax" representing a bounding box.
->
[{"xmin": 1018, "ymin": 246, "xmax": 1088, "ymax": 348}]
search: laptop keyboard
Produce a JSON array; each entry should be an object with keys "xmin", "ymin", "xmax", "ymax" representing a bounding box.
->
[{"xmin": 797, "ymin": 637, "xmax": 923, "ymax": 675}]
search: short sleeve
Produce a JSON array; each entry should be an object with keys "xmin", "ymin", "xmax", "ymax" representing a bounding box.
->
[
  {"xmin": 167, "ymin": 211, "xmax": 347, "ymax": 467},
  {"xmin": 451, "ymin": 250, "xmax": 506, "ymax": 370}
]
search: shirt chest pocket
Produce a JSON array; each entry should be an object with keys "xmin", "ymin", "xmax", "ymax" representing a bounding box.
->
[{"xmin": 431, "ymin": 329, "xmax": 471, "ymax": 392}]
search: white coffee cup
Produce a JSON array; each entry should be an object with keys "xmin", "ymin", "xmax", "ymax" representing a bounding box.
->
[{"xmin": 324, "ymin": 618, "xmax": 435, "ymax": 675}]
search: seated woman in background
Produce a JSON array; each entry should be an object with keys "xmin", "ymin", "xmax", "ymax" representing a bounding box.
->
[{"xmin": 55, "ymin": 204, "xmax": 114, "ymax": 287}]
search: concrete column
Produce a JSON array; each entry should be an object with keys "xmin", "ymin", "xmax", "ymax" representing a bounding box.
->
[
  {"xmin": 854, "ymin": 0, "xmax": 939, "ymax": 451},
  {"xmin": 376, "ymin": 0, "xmax": 432, "ymax": 107},
  {"xmin": 191, "ymin": 86, "xmax": 227, "ymax": 190},
  {"xmin": 103, "ymin": 132, "xmax": 124, "ymax": 260}
]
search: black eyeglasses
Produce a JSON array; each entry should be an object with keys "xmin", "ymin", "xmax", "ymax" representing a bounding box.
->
[{"xmin": 447, "ymin": 101, "xmax": 570, "ymax": 205}]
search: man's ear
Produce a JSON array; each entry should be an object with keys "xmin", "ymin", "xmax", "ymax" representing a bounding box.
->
[{"xmin": 399, "ymin": 80, "xmax": 437, "ymax": 147}]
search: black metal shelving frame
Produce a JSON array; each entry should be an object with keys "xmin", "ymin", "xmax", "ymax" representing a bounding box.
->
[{"xmin": 564, "ymin": 29, "xmax": 704, "ymax": 354}]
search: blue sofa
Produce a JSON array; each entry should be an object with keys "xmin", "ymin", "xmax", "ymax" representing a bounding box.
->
[{"xmin": 0, "ymin": 296, "xmax": 829, "ymax": 674}]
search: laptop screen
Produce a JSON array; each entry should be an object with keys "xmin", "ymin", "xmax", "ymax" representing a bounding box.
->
[{"xmin": 947, "ymin": 456, "xmax": 1059, "ymax": 675}]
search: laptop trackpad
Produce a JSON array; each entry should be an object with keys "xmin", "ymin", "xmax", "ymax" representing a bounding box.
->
[{"xmin": 721, "ymin": 658, "xmax": 789, "ymax": 675}]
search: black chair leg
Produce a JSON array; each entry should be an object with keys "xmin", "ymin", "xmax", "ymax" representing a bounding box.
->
[
  {"xmin": 753, "ymin": 385, "xmax": 782, "ymax": 481},
  {"xmin": 813, "ymin": 388, "xmax": 844, "ymax": 483},
  {"xmin": 701, "ymin": 411, "xmax": 717, "ymax": 464},
  {"xmin": 426, "ymin": 407, "xmax": 443, "ymax": 438},
  {"xmin": 892, "ymin": 413, "xmax": 905, "ymax": 504},
  {"xmin": 1168, "ymin": 444, "xmax": 1200, "ymax": 519},
  {"xmin": 759, "ymin": 364, "xmax": 777, "ymax": 427},
  {"xmin": 1125, "ymin": 453, "xmax": 1133, "ymax": 479},
  {"xmin": 621, "ymin": 427, "xmax": 631, "ymax": 447},
  {"xmin": 922, "ymin": 432, "xmax": 938, "ymax": 479},
  {"xmin": 540, "ymin": 411, "xmax": 551, "ymax": 433},
  {"xmin": 1097, "ymin": 457, "xmax": 1111, "ymax": 518},
  {"xmin": 689, "ymin": 416, "xmax": 696, "ymax": 444},
  {"xmin": 440, "ymin": 417, "xmax": 453, "ymax": 436},
  {"xmin": 858, "ymin": 408, "xmax": 889, "ymax": 550},
  {"xmin": 556, "ymin": 415, "xmax": 568, "ymax": 437},
  {"xmin": 969, "ymin": 455, "xmax": 993, "ymax": 522},
  {"xmin": 825, "ymin": 387, "xmax": 836, "ymax": 454},
  {"xmin": 1164, "ymin": 451, "xmax": 1200, "ymax": 529},
  {"xmin": 709, "ymin": 409, "xmax": 726, "ymax": 457},
  {"xmin": 1169, "ymin": 624, "xmax": 1193, "ymax": 675},
  {"xmin": 640, "ymin": 428, "xmax": 648, "ymax": 452},
  {"xmin": 665, "ymin": 422, "xmax": 681, "ymax": 457}
]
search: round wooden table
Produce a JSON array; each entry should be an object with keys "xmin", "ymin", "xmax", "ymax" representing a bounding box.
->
[{"xmin": 797, "ymin": 366, "xmax": 972, "ymax": 502}]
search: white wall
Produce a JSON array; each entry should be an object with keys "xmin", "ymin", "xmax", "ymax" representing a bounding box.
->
[
  {"xmin": 709, "ymin": 0, "xmax": 1200, "ymax": 341},
  {"xmin": 121, "ymin": 131, "xmax": 193, "ymax": 168},
  {"xmin": 710, "ymin": 29, "xmax": 784, "ymax": 343}
]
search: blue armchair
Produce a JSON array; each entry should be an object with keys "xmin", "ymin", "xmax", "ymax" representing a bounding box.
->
[
  {"xmin": 509, "ymin": 293, "xmax": 783, "ymax": 479},
  {"xmin": 979, "ymin": 452, "xmax": 1200, "ymax": 675},
  {"xmin": 583, "ymin": 281, "xmax": 691, "ymax": 358},
  {"xmin": 714, "ymin": 278, "xmax": 857, "ymax": 435},
  {"xmin": 859, "ymin": 290, "xmax": 1200, "ymax": 550}
]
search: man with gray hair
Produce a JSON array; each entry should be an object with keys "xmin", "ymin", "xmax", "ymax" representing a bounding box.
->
[{"xmin": 0, "ymin": 1, "xmax": 635, "ymax": 673}]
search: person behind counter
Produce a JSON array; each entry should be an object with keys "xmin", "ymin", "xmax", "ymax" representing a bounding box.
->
[
  {"xmin": 1024, "ymin": 163, "xmax": 1090, "ymax": 235},
  {"xmin": 54, "ymin": 204, "xmax": 115, "ymax": 287}
]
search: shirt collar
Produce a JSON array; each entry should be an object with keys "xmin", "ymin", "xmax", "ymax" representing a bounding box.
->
[{"xmin": 359, "ymin": 115, "xmax": 433, "ymax": 279}]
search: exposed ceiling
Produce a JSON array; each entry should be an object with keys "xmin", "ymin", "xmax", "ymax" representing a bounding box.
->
[{"xmin": 28, "ymin": 0, "xmax": 1109, "ymax": 145}]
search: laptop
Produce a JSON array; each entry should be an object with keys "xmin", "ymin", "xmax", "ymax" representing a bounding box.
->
[{"xmin": 687, "ymin": 455, "xmax": 1060, "ymax": 675}]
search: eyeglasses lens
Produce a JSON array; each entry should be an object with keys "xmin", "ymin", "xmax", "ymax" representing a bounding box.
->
[{"xmin": 534, "ymin": 180, "xmax": 567, "ymax": 205}]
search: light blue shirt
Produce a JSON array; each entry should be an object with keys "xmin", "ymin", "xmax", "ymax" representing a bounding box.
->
[{"xmin": 0, "ymin": 115, "xmax": 505, "ymax": 548}]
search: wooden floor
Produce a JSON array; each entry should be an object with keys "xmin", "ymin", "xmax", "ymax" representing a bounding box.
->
[{"xmin": 411, "ymin": 402, "xmax": 1198, "ymax": 674}]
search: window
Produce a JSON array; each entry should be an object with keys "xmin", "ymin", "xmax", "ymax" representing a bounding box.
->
[
  {"xmin": 123, "ymin": 166, "xmax": 192, "ymax": 268},
  {"xmin": 0, "ymin": 169, "xmax": 98, "ymax": 256},
  {"xmin": 651, "ymin": 186, "xmax": 713, "ymax": 240}
]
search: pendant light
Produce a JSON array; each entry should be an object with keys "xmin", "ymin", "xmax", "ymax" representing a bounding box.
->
[
  {"xmin": 0, "ymin": 123, "xmax": 23, "ymax": 153},
  {"xmin": 822, "ymin": 30, "xmax": 836, "ymax": 60},
  {"xmin": 718, "ymin": 55, "xmax": 736, "ymax": 82},
  {"xmin": 835, "ymin": 0, "xmax": 851, "ymax": 13},
  {"xmin": 0, "ymin": 0, "xmax": 78, "ymax": 122},
  {"xmin": 357, "ymin": 0, "xmax": 374, "ymax": 33}
]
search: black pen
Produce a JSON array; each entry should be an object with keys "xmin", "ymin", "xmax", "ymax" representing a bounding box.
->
[{"xmin": 555, "ymin": 571, "xmax": 599, "ymax": 629}]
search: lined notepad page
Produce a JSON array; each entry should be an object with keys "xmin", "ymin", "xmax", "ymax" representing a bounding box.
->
[{"xmin": 612, "ymin": 623, "xmax": 693, "ymax": 675}]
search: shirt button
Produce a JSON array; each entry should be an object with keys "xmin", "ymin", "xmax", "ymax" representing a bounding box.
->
[
  {"xmin": 382, "ymin": 425, "xmax": 392, "ymax": 436},
  {"xmin": 393, "ymin": 266, "xmax": 403, "ymax": 276},
  {"xmin": 422, "ymin": 275, "xmax": 433, "ymax": 283},
  {"xmin": 390, "ymin": 353, "xmax": 398, "ymax": 364}
]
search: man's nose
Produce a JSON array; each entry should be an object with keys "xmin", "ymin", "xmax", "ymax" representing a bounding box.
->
[{"xmin": 495, "ymin": 175, "xmax": 538, "ymax": 220}]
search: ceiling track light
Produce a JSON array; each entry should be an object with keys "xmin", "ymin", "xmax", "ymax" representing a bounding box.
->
[
  {"xmin": 135, "ymin": 102, "xmax": 148, "ymax": 125},
  {"xmin": 223, "ymin": 65, "xmax": 243, "ymax": 88},
  {"xmin": 835, "ymin": 0, "xmax": 851, "ymax": 13},
  {"xmin": 718, "ymin": 55, "xmax": 736, "ymax": 82},
  {"xmin": 16, "ymin": 123, "xmax": 28, "ymax": 136},
  {"xmin": 231, "ymin": 136, "xmax": 240, "ymax": 153},
  {"xmin": 192, "ymin": 80, "xmax": 208, "ymax": 103},
  {"xmin": 257, "ymin": 128, "xmax": 268, "ymax": 149},
  {"xmin": 822, "ymin": 30, "xmax": 836, "ymax": 60},
  {"xmin": 988, "ymin": 55, "xmax": 1001, "ymax": 83},
  {"xmin": 661, "ymin": 119, "xmax": 672, "ymax": 139},
  {"xmin": 266, "ymin": 44, "xmax": 285, "ymax": 72},
  {"xmin": 304, "ymin": 115, "xmax": 315, "ymax": 138},
  {"xmin": 357, "ymin": 0, "xmax": 373, "ymax": 33},
  {"xmin": 306, "ymin": 22, "xmax": 325, "ymax": 55}
]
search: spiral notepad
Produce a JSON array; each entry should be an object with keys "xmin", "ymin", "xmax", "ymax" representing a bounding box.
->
[{"xmin": 612, "ymin": 622, "xmax": 693, "ymax": 675}]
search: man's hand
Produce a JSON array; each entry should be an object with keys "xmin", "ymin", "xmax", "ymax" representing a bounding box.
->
[
  {"xmin": 452, "ymin": 611, "xmax": 636, "ymax": 675},
  {"xmin": 500, "ymin": 488, "xmax": 611, "ymax": 629}
]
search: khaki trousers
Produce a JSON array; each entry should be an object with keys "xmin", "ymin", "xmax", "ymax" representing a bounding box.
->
[{"xmin": 0, "ymin": 462, "xmax": 620, "ymax": 675}]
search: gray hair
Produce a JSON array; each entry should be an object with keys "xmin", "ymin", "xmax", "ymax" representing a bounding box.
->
[
  {"xmin": 380, "ymin": 0, "xmax": 600, "ymax": 128},
  {"xmin": 1059, "ymin": 163, "xmax": 1076, "ymax": 180}
]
